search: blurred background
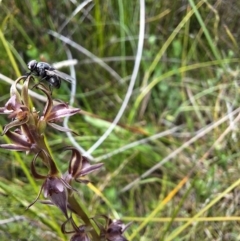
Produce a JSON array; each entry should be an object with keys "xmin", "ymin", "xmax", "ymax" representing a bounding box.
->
[{"xmin": 0, "ymin": 0, "xmax": 240, "ymax": 240}]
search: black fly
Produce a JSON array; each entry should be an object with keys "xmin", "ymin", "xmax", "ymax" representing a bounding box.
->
[{"xmin": 27, "ymin": 60, "xmax": 74, "ymax": 90}]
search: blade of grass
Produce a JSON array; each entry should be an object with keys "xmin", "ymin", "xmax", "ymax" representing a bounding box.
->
[
  {"xmin": 0, "ymin": 27, "xmax": 21, "ymax": 77},
  {"xmin": 165, "ymin": 178, "xmax": 240, "ymax": 241},
  {"xmin": 128, "ymin": 0, "xmax": 205, "ymax": 123},
  {"xmin": 130, "ymin": 58, "xmax": 240, "ymax": 120},
  {"xmin": 3, "ymin": 135, "xmax": 38, "ymax": 192},
  {"xmin": 118, "ymin": 0, "xmax": 126, "ymax": 77},
  {"xmin": 121, "ymin": 105, "xmax": 240, "ymax": 192},
  {"xmin": 160, "ymin": 180, "xmax": 195, "ymax": 241},
  {"xmin": 0, "ymin": 180, "xmax": 66, "ymax": 240},
  {"xmin": 188, "ymin": 0, "xmax": 223, "ymax": 67},
  {"xmin": 129, "ymin": 174, "xmax": 189, "ymax": 240},
  {"xmin": 86, "ymin": 0, "xmax": 145, "ymax": 155},
  {"xmin": 123, "ymin": 216, "xmax": 240, "ymax": 222}
]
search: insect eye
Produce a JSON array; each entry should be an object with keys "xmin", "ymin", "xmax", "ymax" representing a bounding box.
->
[{"xmin": 28, "ymin": 60, "xmax": 37, "ymax": 70}]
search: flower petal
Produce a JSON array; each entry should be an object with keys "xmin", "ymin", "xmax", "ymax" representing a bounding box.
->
[
  {"xmin": 30, "ymin": 152, "xmax": 48, "ymax": 179},
  {"xmin": 5, "ymin": 130, "xmax": 31, "ymax": 147},
  {"xmin": 21, "ymin": 75, "xmax": 33, "ymax": 108},
  {"xmin": 0, "ymin": 143, "xmax": 30, "ymax": 151},
  {"xmin": 26, "ymin": 183, "xmax": 45, "ymax": 210},
  {"xmin": 47, "ymin": 122, "xmax": 78, "ymax": 135},
  {"xmin": 43, "ymin": 177, "xmax": 69, "ymax": 218},
  {"xmin": 37, "ymin": 84, "xmax": 53, "ymax": 118},
  {"xmin": 79, "ymin": 162, "xmax": 104, "ymax": 177},
  {"xmin": 47, "ymin": 104, "xmax": 80, "ymax": 121},
  {"xmin": 63, "ymin": 147, "xmax": 103, "ymax": 182},
  {"xmin": 2, "ymin": 117, "xmax": 29, "ymax": 135}
]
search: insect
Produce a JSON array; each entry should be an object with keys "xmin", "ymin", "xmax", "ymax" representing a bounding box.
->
[{"xmin": 27, "ymin": 60, "xmax": 74, "ymax": 90}]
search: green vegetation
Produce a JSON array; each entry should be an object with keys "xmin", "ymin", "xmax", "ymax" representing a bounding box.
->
[{"xmin": 0, "ymin": 0, "xmax": 240, "ymax": 240}]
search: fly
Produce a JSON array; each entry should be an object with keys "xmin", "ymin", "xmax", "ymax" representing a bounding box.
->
[{"xmin": 27, "ymin": 60, "xmax": 74, "ymax": 90}]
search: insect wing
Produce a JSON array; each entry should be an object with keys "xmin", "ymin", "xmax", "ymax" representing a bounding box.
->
[{"xmin": 45, "ymin": 69, "xmax": 74, "ymax": 83}]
